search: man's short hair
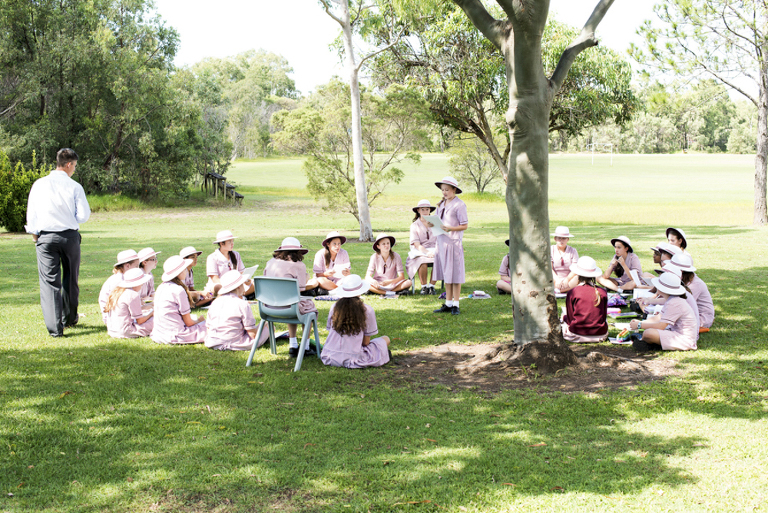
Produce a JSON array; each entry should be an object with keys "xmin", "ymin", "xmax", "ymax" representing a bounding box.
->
[{"xmin": 56, "ymin": 148, "xmax": 79, "ymax": 167}]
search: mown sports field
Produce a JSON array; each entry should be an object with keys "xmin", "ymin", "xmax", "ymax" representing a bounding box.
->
[{"xmin": 1, "ymin": 153, "xmax": 766, "ymax": 512}]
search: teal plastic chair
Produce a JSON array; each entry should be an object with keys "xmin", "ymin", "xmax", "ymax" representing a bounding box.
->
[{"xmin": 245, "ymin": 276, "xmax": 321, "ymax": 372}]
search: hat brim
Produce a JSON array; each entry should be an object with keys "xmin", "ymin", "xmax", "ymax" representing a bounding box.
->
[
  {"xmin": 323, "ymin": 236, "xmax": 347, "ymax": 247},
  {"xmin": 552, "ymin": 233, "xmax": 573, "ymax": 238},
  {"xmin": 120, "ymin": 273, "xmax": 153, "ymax": 288},
  {"xmin": 666, "ymin": 227, "xmax": 687, "ymax": 245},
  {"xmin": 115, "ymin": 257, "xmax": 139, "ymax": 266},
  {"xmin": 162, "ymin": 258, "xmax": 193, "ymax": 282},
  {"xmin": 214, "ymin": 236, "xmax": 237, "ymax": 244},
  {"xmin": 139, "ymin": 251, "xmax": 160, "ymax": 261},
  {"xmin": 219, "ymin": 275, "xmax": 249, "ymax": 295},
  {"xmin": 335, "ymin": 281, "xmax": 370, "ymax": 298},
  {"xmin": 569, "ymin": 263, "xmax": 602, "ymax": 278},
  {"xmin": 435, "ymin": 181, "xmax": 462, "ymax": 194},
  {"xmin": 180, "ymin": 251, "xmax": 202, "ymax": 258},
  {"xmin": 412, "ymin": 205, "xmax": 437, "ymax": 213},
  {"xmin": 651, "ymin": 277, "xmax": 686, "ymax": 295},
  {"xmin": 373, "ymin": 236, "xmax": 396, "ymax": 251},
  {"xmin": 276, "ymin": 246, "xmax": 309, "ymax": 255}
]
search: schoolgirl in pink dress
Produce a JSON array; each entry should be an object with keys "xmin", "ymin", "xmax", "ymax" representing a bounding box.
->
[
  {"xmin": 320, "ymin": 275, "xmax": 390, "ymax": 368},
  {"xmin": 432, "ymin": 177, "xmax": 468, "ymax": 315},
  {"xmin": 206, "ymin": 230, "xmax": 254, "ymax": 296},
  {"xmin": 666, "ymin": 227, "xmax": 690, "ymax": 254},
  {"xmin": 497, "ymin": 239, "xmax": 511, "ymax": 295},
  {"xmin": 666, "ymin": 254, "xmax": 714, "ymax": 330},
  {"xmin": 366, "ymin": 233, "xmax": 412, "ymax": 295},
  {"xmin": 264, "ymin": 237, "xmax": 318, "ymax": 356},
  {"xmin": 551, "ymin": 226, "xmax": 579, "ymax": 293},
  {"xmin": 597, "ymin": 236, "xmax": 644, "ymax": 292},
  {"xmin": 405, "ymin": 199, "xmax": 438, "ymax": 294},
  {"xmin": 205, "ymin": 270, "xmax": 258, "ymax": 351},
  {"xmin": 151, "ymin": 255, "xmax": 207, "ymax": 345},
  {"xmin": 560, "ymin": 257, "xmax": 608, "ymax": 343},
  {"xmin": 629, "ymin": 273, "xmax": 698, "ymax": 352},
  {"xmin": 635, "ymin": 263, "xmax": 700, "ymax": 340},
  {"xmin": 99, "ymin": 249, "xmax": 140, "ymax": 324},
  {"xmin": 137, "ymin": 247, "xmax": 160, "ymax": 300},
  {"xmin": 180, "ymin": 246, "xmax": 213, "ymax": 307},
  {"xmin": 313, "ymin": 231, "xmax": 351, "ymax": 293},
  {"xmin": 104, "ymin": 268, "xmax": 154, "ymax": 338}
]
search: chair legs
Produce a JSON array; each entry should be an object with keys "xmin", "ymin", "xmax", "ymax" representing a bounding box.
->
[
  {"xmin": 246, "ymin": 320, "xmax": 268, "ymax": 367},
  {"xmin": 293, "ymin": 315, "xmax": 321, "ymax": 372}
]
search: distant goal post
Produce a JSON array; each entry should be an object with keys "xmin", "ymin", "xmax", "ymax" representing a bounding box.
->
[{"xmin": 585, "ymin": 142, "xmax": 614, "ymax": 166}]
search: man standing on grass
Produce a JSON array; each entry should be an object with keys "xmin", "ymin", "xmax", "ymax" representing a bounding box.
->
[{"xmin": 25, "ymin": 148, "xmax": 91, "ymax": 337}]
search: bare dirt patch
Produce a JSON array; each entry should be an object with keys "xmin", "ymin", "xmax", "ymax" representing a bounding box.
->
[{"xmin": 389, "ymin": 342, "xmax": 679, "ymax": 394}]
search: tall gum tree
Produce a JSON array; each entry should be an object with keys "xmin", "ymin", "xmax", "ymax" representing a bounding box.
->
[{"xmin": 444, "ymin": 0, "xmax": 615, "ymax": 350}]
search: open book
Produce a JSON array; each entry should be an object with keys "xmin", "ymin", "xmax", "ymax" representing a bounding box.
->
[
  {"xmin": 423, "ymin": 215, "xmax": 449, "ymax": 237},
  {"xmin": 242, "ymin": 265, "xmax": 259, "ymax": 280},
  {"xmin": 331, "ymin": 262, "xmax": 351, "ymax": 280}
]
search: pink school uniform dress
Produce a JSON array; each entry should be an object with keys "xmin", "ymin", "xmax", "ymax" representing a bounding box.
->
[
  {"xmin": 657, "ymin": 296, "xmax": 698, "ymax": 351},
  {"xmin": 405, "ymin": 220, "xmax": 436, "ymax": 279},
  {"xmin": 204, "ymin": 293, "xmax": 257, "ymax": 351},
  {"xmin": 206, "ymin": 249, "xmax": 245, "ymax": 279},
  {"xmin": 551, "ymin": 245, "xmax": 579, "ymax": 288},
  {"xmin": 183, "ymin": 269, "xmax": 195, "ymax": 290},
  {"xmin": 433, "ymin": 197, "xmax": 468, "ymax": 284},
  {"xmin": 613, "ymin": 253, "xmax": 642, "ymax": 287},
  {"xmin": 499, "ymin": 254, "xmax": 510, "ymax": 280},
  {"xmin": 150, "ymin": 281, "xmax": 206, "ymax": 344},
  {"xmin": 139, "ymin": 272, "xmax": 156, "ymax": 300},
  {"xmin": 312, "ymin": 248, "xmax": 351, "ymax": 284},
  {"xmin": 321, "ymin": 303, "xmax": 390, "ymax": 368},
  {"xmin": 106, "ymin": 289, "xmax": 154, "ymax": 338},
  {"xmin": 99, "ymin": 272, "xmax": 124, "ymax": 324},
  {"xmin": 367, "ymin": 252, "xmax": 404, "ymax": 283},
  {"xmin": 264, "ymin": 258, "xmax": 308, "ymax": 290},
  {"xmin": 688, "ymin": 275, "xmax": 714, "ymax": 328}
]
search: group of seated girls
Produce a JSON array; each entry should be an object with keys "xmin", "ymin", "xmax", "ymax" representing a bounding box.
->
[
  {"xmin": 496, "ymin": 226, "xmax": 714, "ymax": 353},
  {"xmin": 97, "ymin": 230, "xmax": 391, "ymax": 369}
]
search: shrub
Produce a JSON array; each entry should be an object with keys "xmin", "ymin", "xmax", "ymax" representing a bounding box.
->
[{"xmin": 0, "ymin": 151, "xmax": 44, "ymax": 233}]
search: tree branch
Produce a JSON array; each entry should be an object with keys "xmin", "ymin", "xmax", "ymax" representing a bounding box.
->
[
  {"xmin": 549, "ymin": 0, "xmax": 615, "ymax": 96},
  {"xmin": 452, "ymin": 0, "xmax": 504, "ymax": 51},
  {"xmin": 319, "ymin": 0, "xmax": 344, "ymax": 26},
  {"xmin": 357, "ymin": 25, "xmax": 406, "ymax": 72}
]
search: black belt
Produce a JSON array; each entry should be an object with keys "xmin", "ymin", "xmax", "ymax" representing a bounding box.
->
[{"xmin": 39, "ymin": 229, "xmax": 79, "ymax": 235}]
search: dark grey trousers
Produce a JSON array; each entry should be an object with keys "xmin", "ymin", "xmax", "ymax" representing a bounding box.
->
[{"xmin": 35, "ymin": 230, "xmax": 81, "ymax": 336}]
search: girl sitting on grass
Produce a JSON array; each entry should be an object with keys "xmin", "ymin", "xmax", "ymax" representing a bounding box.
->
[
  {"xmin": 496, "ymin": 239, "xmax": 511, "ymax": 295},
  {"xmin": 321, "ymin": 275, "xmax": 390, "ymax": 368},
  {"xmin": 151, "ymin": 255, "xmax": 206, "ymax": 345},
  {"xmin": 665, "ymin": 253, "xmax": 714, "ymax": 331},
  {"xmin": 99, "ymin": 249, "xmax": 140, "ymax": 324},
  {"xmin": 137, "ymin": 247, "xmax": 160, "ymax": 300},
  {"xmin": 104, "ymin": 268, "xmax": 154, "ymax": 338},
  {"xmin": 597, "ymin": 236, "xmax": 644, "ymax": 292},
  {"xmin": 365, "ymin": 233, "xmax": 411, "ymax": 295},
  {"xmin": 313, "ymin": 231, "xmax": 351, "ymax": 293},
  {"xmin": 561, "ymin": 256, "xmax": 608, "ymax": 343},
  {"xmin": 629, "ymin": 273, "xmax": 698, "ymax": 352},
  {"xmin": 180, "ymin": 246, "xmax": 213, "ymax": 307},
  {"xmin": 204, "ymin": 270, "xmax": 257, "ymax": 351}
]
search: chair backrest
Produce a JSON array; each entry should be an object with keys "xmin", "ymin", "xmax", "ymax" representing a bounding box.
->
[{"xmin": 253, "ymin": 276, "xmax": 301, "ymax": 321}]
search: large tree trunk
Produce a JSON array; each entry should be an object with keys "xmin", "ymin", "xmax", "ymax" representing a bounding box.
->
[
  {"xmin": 754, "ymin": 62, "xmax": 768, "ymax": 226},
  {"xmin": 340, "ymin": 3, "xmax": 374, "ymax": 242}
]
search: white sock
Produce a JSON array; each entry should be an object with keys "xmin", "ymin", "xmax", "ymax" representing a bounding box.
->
[
  {"xmin": 446, "ymin": 300, "xmax": 454, "ymax": 307},
  {"xmin": 289, "ymin": 337, "xmax": 298, "ymax": 349},
  {"xmin": 453, "ymin": 300, "xmax": 460, "ymax": 308}
]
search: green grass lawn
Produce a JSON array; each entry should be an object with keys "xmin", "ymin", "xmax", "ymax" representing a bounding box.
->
[{"xmin": 1, "ymin": 153, "xmax": 767, "ymax": 512}]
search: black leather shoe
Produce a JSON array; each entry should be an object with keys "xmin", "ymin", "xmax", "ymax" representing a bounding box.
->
[
  {"xmin": 451, "ymin": 306, "xmax": 460, "ymax": 315},
  {"xmin": 433, "ymin": 304, "xmax": 452, "ymax": 313},
  {"xmin": 289, "ymin": 346, "xmax": 318, "ymax": 358},
  {"xmin": 497, "ymin": 288, "xmax": 507, "ymax": 295},
  {"xmin": 631, "ymin": 334, "xmax": 658, "ymax": 352}
]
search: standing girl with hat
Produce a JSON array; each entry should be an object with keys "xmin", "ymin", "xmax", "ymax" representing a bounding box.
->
[
  {"xmin": 206, "ymin": 230, "xmax": 254, "ymax": 297},
  {"xmin": 137, "ymin": 247, "xmax": 160, "ymax": 300},
  {"xmin": 264, "ymin": 237, "xmax": 319, "ymax": 356},
  {"xmin": 665, "ymin": 254, "xmax": 714, "ymax": 330},
  {"xmin": 366, "ymin": 233, "xmax": 411, "ymax": 295},
  {"xmin": 560, "ymin": 256, "xmax": 609, "ymax": 342},
  {"xmin": 151, "ymin": 255, "xmax": 207, "ymax": 345},
  {"xmin": 204, "ymin": 270, "xmax": 258, "ymax": 351},
  {"xmin": 180, "ymin": 246, "xmax": 213, "ymax": 307},
  {"xmin": 406, "ymin": 199, "xmax": 438, "ymax": 294},
  {"xmin": 597, "ymin": 236, "xmax": 644, "ymax": 292},
  {"xmin": 432, "ymin": 177, "xmax": 468, "ymax": 315},
  {"xmin": 320, "ymin": 274, "xmax": 390, "ymax": 368},
  {"xmin": 629, "ymin": 273, "xmax": 698, "ymax": 352},
  {"xmin": 104, "ymin": 268, "xmax": 155, "ymax": 338},
  {"xmin": 551, "ymin": 226, "xmax": 579, "ymax": 293},
  {"xmin": 99, "ymin": 249, "xmax": 140, "ymax": 324},
  {"xmin": 313, "ymin": 231, "xmax": 351, "ymax": 293}
]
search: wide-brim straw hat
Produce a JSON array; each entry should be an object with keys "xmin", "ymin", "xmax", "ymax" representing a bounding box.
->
[
  {"xmin": 661, "ymin": 262, "xmax": 683, "ymax": 279},
  {"xmin": 435, "ymin": 176, "xmax": 462, "ymax": 194},
  {"xmin": 668, "ymin": 253, "xmax": 697, "ymax": 272},
  {"xmin": 666, "ymin": 227, "xmax": 688, "ymax": 247},
  {"xmin": 334, "ymin": 274, "xmax": 370, "ymax": 298},
  {"xmin": 119, "ymin": 267, "xmax": 152, "ymax": 288},
  {"xmin": 552, "ymin": 226, "xmax": 574, "ymax": 238},
  {"xmin": 651, "ymin": 273, "xmax": 686, "ymax": 295},
  {"xmin": 115, "ymin": 249, "xmax": 139, "ymax": 266},
  {"xmin": 162, "ymin": 255, "xmax": 193, "ymax": 282},
  {"xmin": 657, "ymin": 242, "xmax": 682, "ymax": 257},
  {"xmin": 218, "ymin": 270, "xmax": 249, "ymax": 295},
  {"xmin": 276, "ymin": 237, "xmax": 309, "ymax": 254},
  {"xmin": 610, "ymin": 236, "xmax": 633, "ymax": 252},
  {"xmin": 569, "ymin": 256, "xmax": 602, "ymax": 278},
  {"xmin": 213, "ymin": 230, "xmax": 237, "ymax": 244},
  {"xmin": 138, "ymin": 247, "xmax": 161, "ymax": 262},
  {"xmin": 322, "ymin": 231, "xmax": 347, "ymax": 247},
  {"xmin": 373, "ymin": 233, "xmax": 396, "ymax": 251},
  {"xmin": 179, "ymin": 246, "xmax": 202, "ymax": 258},
  {"xmin": 412, "ymin": 199, "xmax": 437, "ymax": 213}
]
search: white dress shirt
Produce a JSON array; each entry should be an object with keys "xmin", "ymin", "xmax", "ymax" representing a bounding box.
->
[{"xmin": 26, "ymin": 170, "xmax": 91, "ymax": 234}]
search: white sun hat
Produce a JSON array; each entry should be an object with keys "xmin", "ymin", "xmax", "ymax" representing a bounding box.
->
[
  {"xmin": 569, "ymin": 256, "xmax": 602, "ymax": 278},
  {"xmin": 115, "ymin": 249, "xmax": 139, "ymax": 266},
  {"xmin": 372, "ymin": 233, "xmax": 396, "ymax": 251},
  {"xmin": 119, "ymin": 267, "xmax": 152, "ymax": 288},
  {"xmin": 666, "ymin": 227, "xmax": 688, "ymax": 247},
  {"xmin": 657, "ymin": 242, "xmax": 682, "ymax": 257},
  {"xmin": 552, "ymin": 226, "xmax": 574, "ymax": 238},
  {"xmin": 179, "ymin": 246, "xmax": 202, "ymax": 258},
  {"xmin": 334, "ymin": 274, "xmax": 370, "ymax": 298},
  {"xmin": 661, "ymin": 262, "xmax": 683, "ymax": 279},
  {"xmin": 412, "ymin": 199, "xmax": 437, "ymax": 213},
  {"xmin": 218, "ymin": 270, "xmax": 249, "ymax": 295},
  {"xmin": 651, "ymin": 273, "xmax": 686, "ymax": 296},
  {"xmin": 213, "ymin": 230, "xmax": 237, "ymax": 244},
  {"xmin": 161, "ymin": 255, "xmax": 193, "ymax": 282},
  {"xmin": 610, "ymin": 236, "xmax": 633, "ymax": 252},
  {"xmin": 138, "ymin": 247, "xmax": 161, "ymax": 262},
  {"xmin": 276, "ymin": 237, "xmax": 309, "ymax": 255},
  {"xmin": 435, "ymin": 176, "xmax": 462, "ymax": 194},
  {"xmin": 667, "ymin": 253, "xmax": 696, "ymax": 272}
]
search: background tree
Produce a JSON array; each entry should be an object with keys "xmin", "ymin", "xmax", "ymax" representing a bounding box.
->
[
  {"xmin": 448, "ymin": 136, "xmax": 503, "ymax": 193},
  {"xmin": 631, "ymin": 0, "xmax": 768, "ymax": 225},
  {"xmin": 272, "ymin": 79, "xmax": 427, "ymax": 223}
]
